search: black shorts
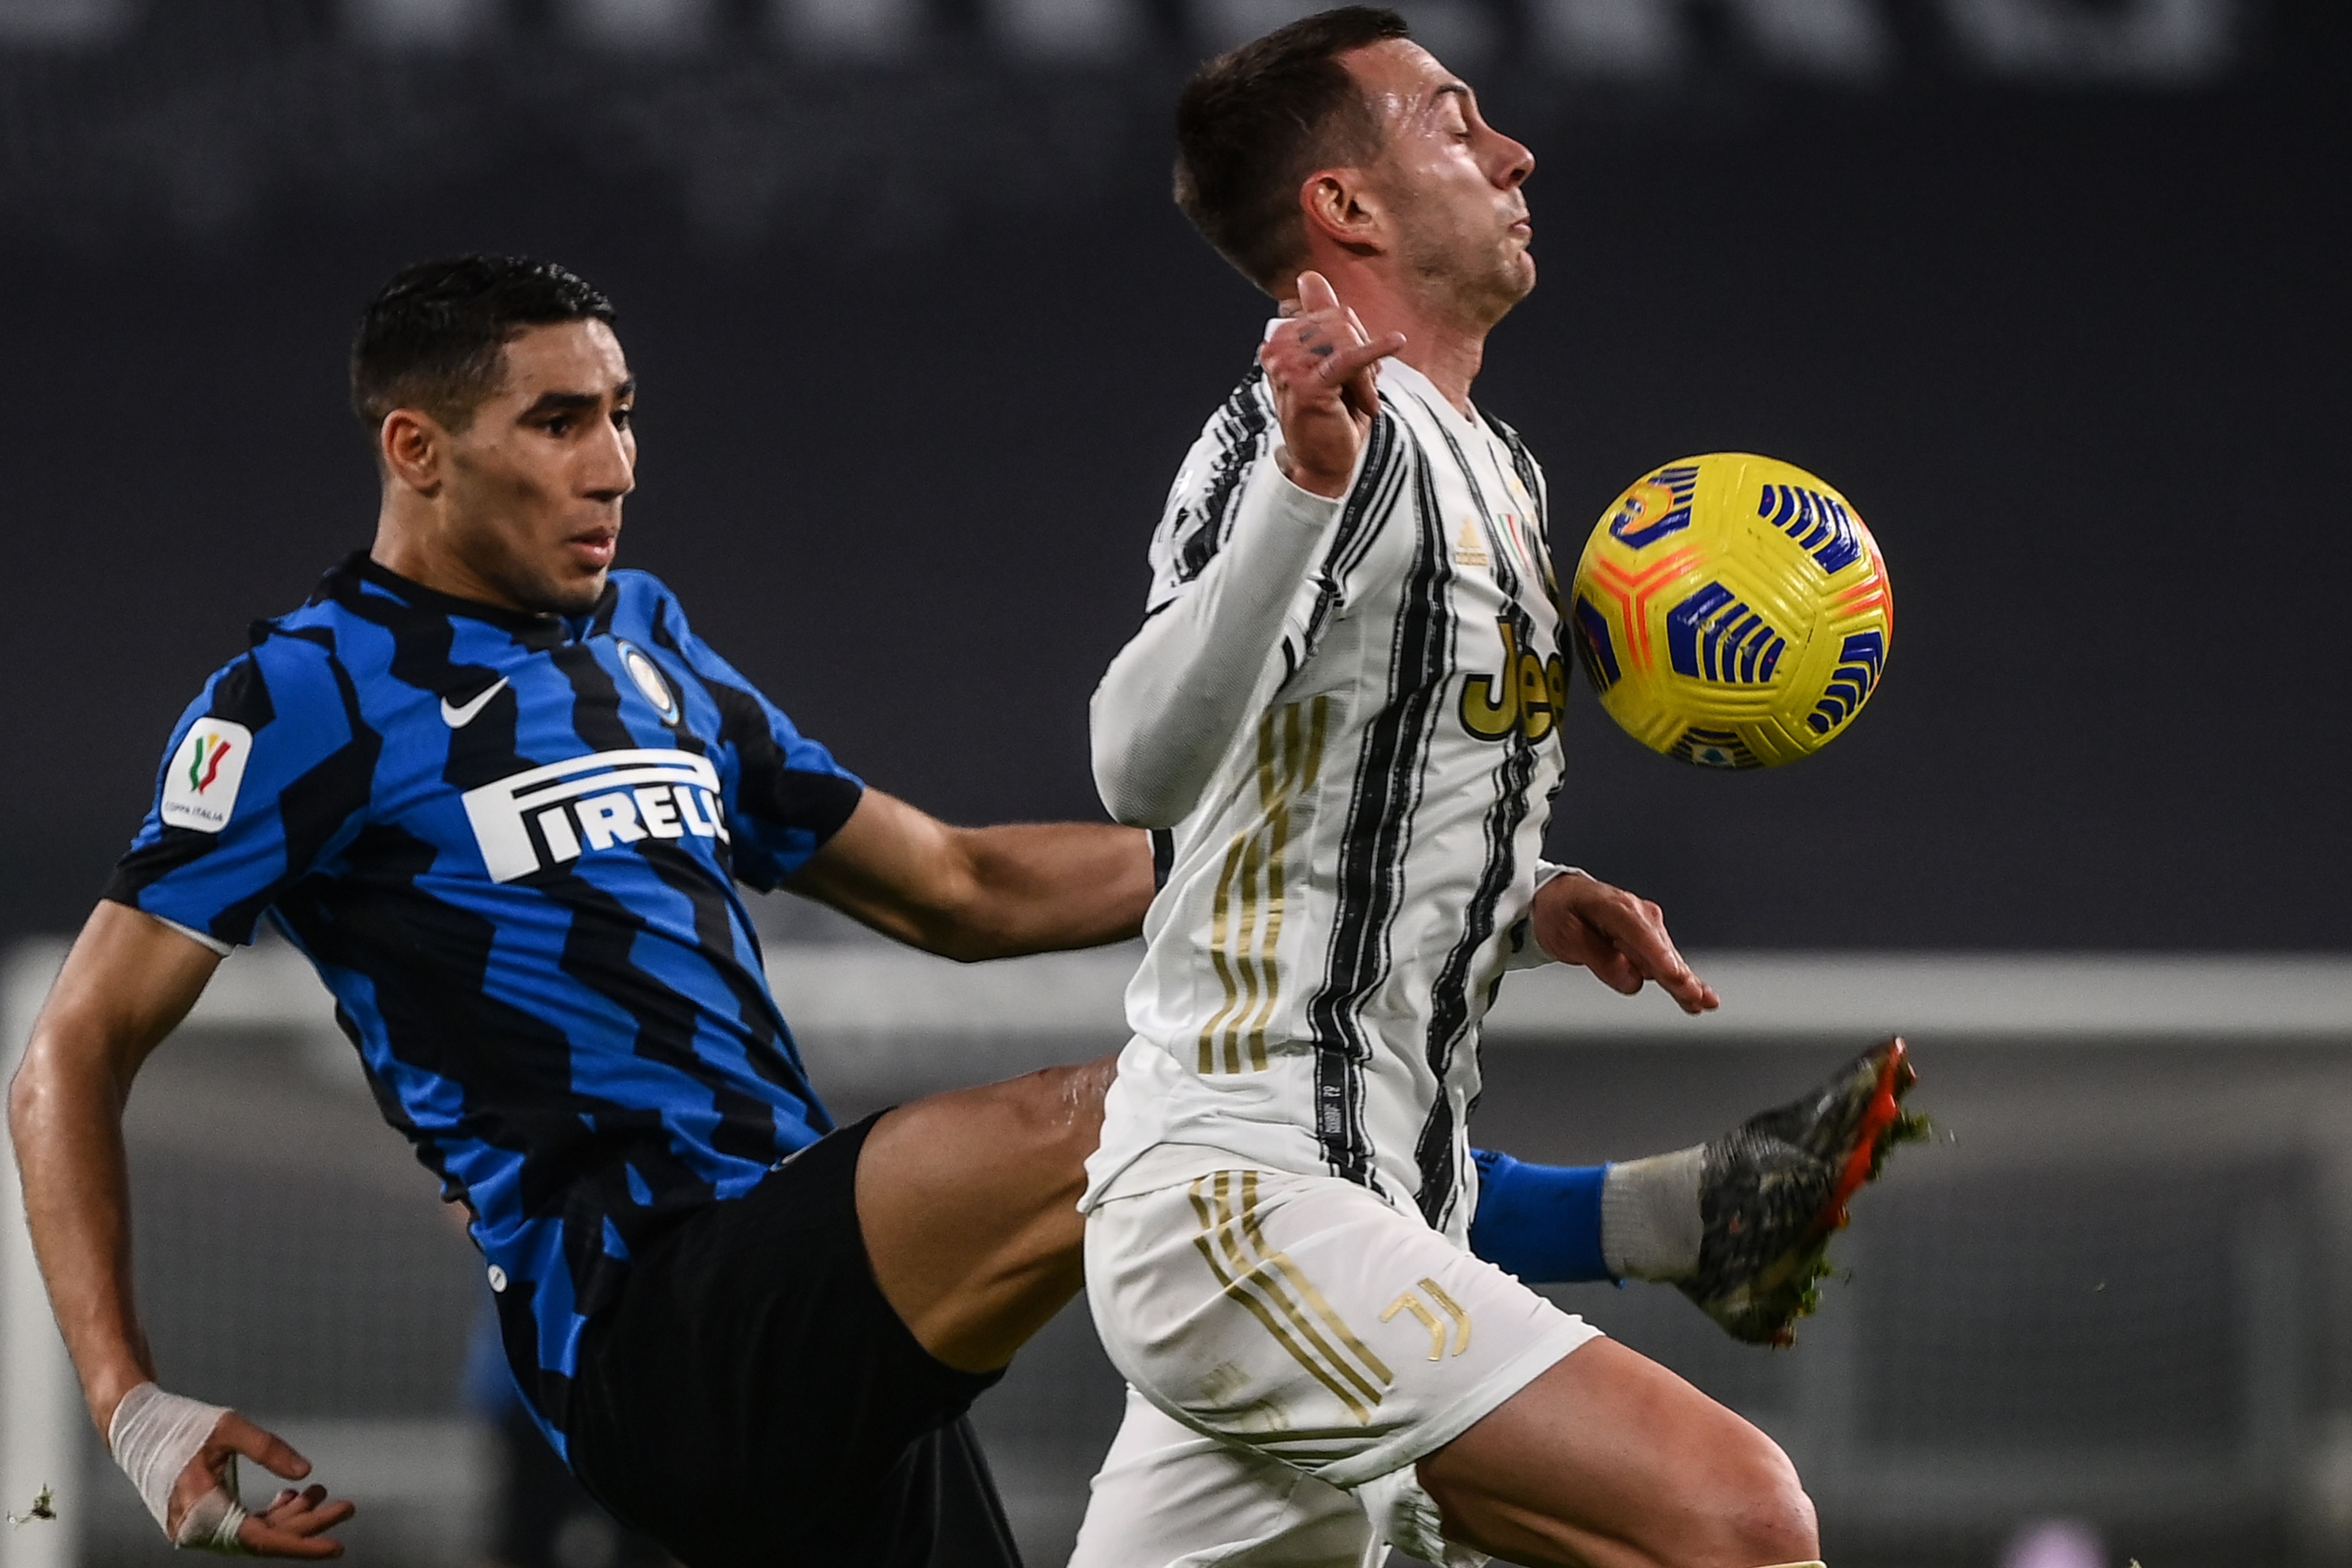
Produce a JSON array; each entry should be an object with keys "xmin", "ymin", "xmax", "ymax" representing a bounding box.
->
[{"xmin": 565, "ymin": 1114, "xmax": 1024, "ymax": 1568}]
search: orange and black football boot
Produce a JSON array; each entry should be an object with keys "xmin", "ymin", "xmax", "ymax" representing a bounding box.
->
[{"xmin": 1680, "ymin": 1037, "xmax": 1925, "ymax": 1347}]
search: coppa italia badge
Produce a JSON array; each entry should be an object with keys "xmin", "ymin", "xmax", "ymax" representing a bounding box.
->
[{"xmin": 161, "ymin": 720, "xmax": 255, "ymax": 833}]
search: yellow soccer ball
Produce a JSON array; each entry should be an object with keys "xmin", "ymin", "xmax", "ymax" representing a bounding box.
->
[{"xmin": 1568, "ymin": 453, "xmax": 1893, "ymax": 768}]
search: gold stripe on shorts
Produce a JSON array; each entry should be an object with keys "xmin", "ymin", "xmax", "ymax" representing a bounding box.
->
[{"xmin": 1187, "ymin": 1171, "xmax": 1391, "ymax": 1425}]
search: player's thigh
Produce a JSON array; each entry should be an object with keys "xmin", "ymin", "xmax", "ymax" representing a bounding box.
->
[
  {"xmin": 1070, "ymin": 1386, "xmax": 1380, "ymax": 1568},
  {"xmin": 1417, "ymin": 1337, "xmax": 1818, "ymax": 1568},
  {"xmin": 855, "ymin": 1054, "xmax": 1117, "ymax": 1372}
]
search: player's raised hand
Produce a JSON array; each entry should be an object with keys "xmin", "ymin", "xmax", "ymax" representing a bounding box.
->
[
  {"xmin": 1531, "ymin": 871, "xmax": 1721, "ymax": 1016},
  {"xmin": 1260, "ymin": 270, "xmax": 1406, "ymax": 499}
]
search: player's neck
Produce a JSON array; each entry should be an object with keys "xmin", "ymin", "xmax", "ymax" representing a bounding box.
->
[
  {"xmin": 1391, "ymin": 328, "xmax": 1486, "ymax": 419},
  {"xmin": 1302, "ymin": 267, "xmax": 1488, "ymax": 417},
  {"xmin": 370, "ymin": 498, "xmax": 544, "ymax": 618}
]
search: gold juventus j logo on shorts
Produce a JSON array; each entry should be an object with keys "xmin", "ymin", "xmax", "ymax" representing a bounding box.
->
[{"xmin": 1382, "ymin": 1281, "xmax": 1473, "ymax": 1361}]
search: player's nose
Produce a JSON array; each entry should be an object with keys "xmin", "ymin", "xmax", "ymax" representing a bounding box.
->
[
  {"xmin": 1489, "ymin": 129, "xmax": 1533, "ymax": 190},
  {"xmin": 583, "ymin": 422, "xmax": 636, "ymax": 501}
]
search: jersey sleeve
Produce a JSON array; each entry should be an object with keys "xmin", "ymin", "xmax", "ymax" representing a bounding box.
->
[
  {"xmin": 1088, "ymin": 366, "xmax": 1410, "ymax": 829},
  {"xmin": 1092, "ymin": 458, "xmax": 1342, "ymax": 828},
  {"xmin": 105, "ymin": 632, "xmax": 376, "ymax": 950},
  {"xmin": 657, "ymin": 604, "xmax": 863, "ymax": 893}
]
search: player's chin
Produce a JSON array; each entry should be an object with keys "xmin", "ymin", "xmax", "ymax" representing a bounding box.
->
[{"xmin": 531, "ymin": 565, "xmax": 610, "ymax": 617}]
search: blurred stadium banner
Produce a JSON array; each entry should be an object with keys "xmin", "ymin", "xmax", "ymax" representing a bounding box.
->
[
  {"xmin": 5, "ymin": 934, "xmax": 2352, "ymax": 1567},
  {"xmin": 0, "ymin": 0, "xmax": 2255, "ymax": 247},
  {"xmin": 0, "ymin": 0, "xmax": 2246, "ymax": 77}
]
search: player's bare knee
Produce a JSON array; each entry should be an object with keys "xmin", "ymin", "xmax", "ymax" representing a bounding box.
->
[
  {"xmin": 1594, "ymin": 1420, "xmax": 1811, "ymax": 1568},
  {"xmin": 1705, "ymin": 1432, "xmax": 1817, "ymax": 1567},
  {"xmin": 1009, "ymin": 1056, "xmax": 1114, "ymax": 1146}
]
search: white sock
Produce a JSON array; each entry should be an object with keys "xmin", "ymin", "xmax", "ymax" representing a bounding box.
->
[{"xmin": 1601, "ymin": 1146, "xmax": 1704, "ymax": 1280}]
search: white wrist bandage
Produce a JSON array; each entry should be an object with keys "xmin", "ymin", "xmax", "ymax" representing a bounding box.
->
[{"xmin": 109, "ymin": 1383, "xmax": 248, "ymax": 1552}]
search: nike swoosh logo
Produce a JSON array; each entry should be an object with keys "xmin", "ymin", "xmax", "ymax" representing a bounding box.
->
[{"xmin": 440, "ymin": 678, "xmax": 510, "ymax": 730}]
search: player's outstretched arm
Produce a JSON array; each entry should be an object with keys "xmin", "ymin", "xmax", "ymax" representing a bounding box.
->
[
  {"xmin": 8, "ymin": 902, "xmax": 357, "ymax": 1557},
  {"xmin": 787, "ymin": 788, "xmax": 1155, "ymax": 962}
]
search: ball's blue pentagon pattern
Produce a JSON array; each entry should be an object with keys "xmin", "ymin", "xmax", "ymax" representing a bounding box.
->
[
  {"xmin": 1808, "ymin": 630, "xmax": 1887, "ymax": 735},
  {"xmin": 1665, "ymin": 583, "xmax": 1788, "ymax": 686}
]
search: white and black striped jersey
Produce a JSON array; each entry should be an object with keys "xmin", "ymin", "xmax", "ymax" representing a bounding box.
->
[{"xmin": 1084, "ymin": 356, "xmax": 1569, "ymax": 1241}]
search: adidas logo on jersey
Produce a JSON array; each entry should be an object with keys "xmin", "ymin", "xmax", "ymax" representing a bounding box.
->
[
  {"xmin": 1453, "ymin": 518, "xmax": 1490, "ymax": 568},
  {"xmin": 462, "ymin": 749, "xmax": 729, "ymax": 883}
]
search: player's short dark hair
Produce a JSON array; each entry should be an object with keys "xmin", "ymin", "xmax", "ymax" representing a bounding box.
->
[
  {"xmin": 350, "ymin": 255, "xmax": 616, "ymax": 433},
  {"xmin": 1173, "ymin": 6, "xmax": 1412, "ymax": 292}
]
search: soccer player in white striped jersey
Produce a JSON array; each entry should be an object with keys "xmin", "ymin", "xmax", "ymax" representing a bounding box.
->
[{"xmin": 1073, "ymin": 10, "xmax": 1843, "ymax": 1568}]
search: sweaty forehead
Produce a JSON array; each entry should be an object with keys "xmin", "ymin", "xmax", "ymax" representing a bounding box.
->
[{"xmin": 1341, "ymin": 39, "xmax": 1464, "ymax": 124}]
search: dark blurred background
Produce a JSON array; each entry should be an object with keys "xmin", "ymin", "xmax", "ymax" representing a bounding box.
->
[
  {"xmin": 3, "ymin": 0, "xmax": 2345, "ymax": 950},
  {"xmin": 4, "ymin": 8, "xmax": 2351, "ymax": 1568}
]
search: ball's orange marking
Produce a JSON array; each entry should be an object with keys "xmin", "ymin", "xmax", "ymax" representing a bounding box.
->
[{"xmin": 1587, "ymin": 546, "xmax": 1701, "ymax": 672}]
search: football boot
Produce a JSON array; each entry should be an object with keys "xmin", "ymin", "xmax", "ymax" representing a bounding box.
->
[{"xmin": 1680, "ymin": 1037, "xmax": 1925, "ymax": 1347}]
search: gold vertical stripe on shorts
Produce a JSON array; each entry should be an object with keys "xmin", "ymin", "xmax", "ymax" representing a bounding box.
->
[
  {"xmin": 1188, "ymin": 1177, "xmax": 1375, "ymax": 1424},
  {"xmin": 1235, "ymin": 1171, "xmax": 1396, "ymax": 1387},
  {"xmin": 1204, "ymin": 1173, "xmax": 1386, "ymax": 1414}
]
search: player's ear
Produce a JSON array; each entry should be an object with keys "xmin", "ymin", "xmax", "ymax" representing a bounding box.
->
[
  {"xmin": 379, "ymin": 409, "xmax": 444, "ymax": 497},
  {"xmin": 1298, "ymin": 168, "xmax": 1384, "ymax": 258}
]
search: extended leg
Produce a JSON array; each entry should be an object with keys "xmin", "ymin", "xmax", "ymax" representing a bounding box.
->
[
  {"xmin": 1476, "ymin": 1038, "xmax": 1924, "ymax": 1346},
  {"xmin": 852, "ymin": 1040, "xmax": 1917, "ymax": 1375},
  {"xmin": 854, "ymin": 1054, "xmax": 1117, "ymax": 1371}
]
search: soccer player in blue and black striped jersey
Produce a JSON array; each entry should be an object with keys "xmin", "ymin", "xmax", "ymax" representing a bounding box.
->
[
  {"xmin": 12, "ymin": 256, "xmax": 1165, "ymax": 1568},
  {"xmin": 11, "ymin": 253, "xmax": 1912, "ymax": 1568}
]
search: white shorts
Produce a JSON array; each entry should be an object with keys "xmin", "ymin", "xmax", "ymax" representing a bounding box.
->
[
  {"xmin": 1069, "ymin": 1387, "xmax": 1386, "ymax": 1568},
  {"xmin": 1081, "ymin": 1166, "xmax": 1602, "ymax": 1561}
]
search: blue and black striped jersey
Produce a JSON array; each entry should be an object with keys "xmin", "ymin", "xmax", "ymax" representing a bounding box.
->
[{"xmin": 108, "ymin": 554, "xmax": 863, "ymax": 1454}]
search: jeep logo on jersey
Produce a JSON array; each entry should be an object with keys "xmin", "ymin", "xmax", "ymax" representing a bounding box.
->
[
  {"xmin": 160, "ymin": 719, "xmax": 254, "ymax": 833},
  {"xmin": 1460, "ymin": 621, "xmax": 1568, "ymax": 745},
  {"xmin": 462, "ymin": 749, "xmax": 728, "ymax": 883}
]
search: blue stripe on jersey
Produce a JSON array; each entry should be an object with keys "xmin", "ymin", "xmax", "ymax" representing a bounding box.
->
[{"xmin": 107, "ymin": 555, "xmax": 862, "ymax": 1456}]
